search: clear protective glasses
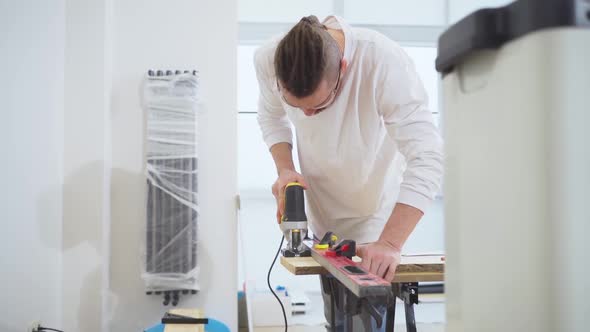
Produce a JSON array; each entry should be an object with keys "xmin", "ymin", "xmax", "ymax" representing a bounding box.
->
[{"xmin": 277, "ymin": 61, "xmax": 342, "ymax": 111}]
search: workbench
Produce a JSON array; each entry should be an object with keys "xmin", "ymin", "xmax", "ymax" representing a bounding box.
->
[{"xmin": 281, "ymin": 254, "xmax": 444, "ymax": 331}]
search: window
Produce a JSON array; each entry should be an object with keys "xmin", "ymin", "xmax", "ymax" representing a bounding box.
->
[
  {"xmin": 237, "ymin": 2, "xmax": 446, "ymax": 296},
  {"xmin": 237, "ymin": 45, "xmax": 259, "ymax": 114},
  {"xmin": 239, "ymin": 0, "xmax": 447, "ymax": 26},
  {"xmin": 237, "ymin": 42, "xmax": 443, "ymax": 291},
  {"xmin": 342, "ymin": 0, "xmax": 446, "ymax": 25},
  {"xmin": 403, "ymin": 46, "xmax": 441, "ymax": 128}
]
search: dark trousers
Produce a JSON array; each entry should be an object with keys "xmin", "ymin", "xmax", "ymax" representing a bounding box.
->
[{"xmin": 320, "ymin": 275, "xmax": 388, "ymax": 332}]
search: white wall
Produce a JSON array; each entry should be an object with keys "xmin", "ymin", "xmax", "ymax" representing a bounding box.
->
[
  {"xmin": 239, "ymin": 0, "xmax": 333, "ymax": 22},
  {"xmin": 108, "ymin": 0, "xmax": 237, "ymax": 331},
  {"xmin": 62, "ymin": 0, "xmax": 112, "ymax": 331},
  {"xmin": 1, "ymin": 0, "xmax": 238, "ymax": 331},
  {"xmin": 0, "ymin": 1, "xmax": 65, "ymax": 331}
]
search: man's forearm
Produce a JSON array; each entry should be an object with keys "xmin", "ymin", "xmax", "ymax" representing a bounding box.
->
[
  {"xmin": 270, "ymin": 142, "xmax": 295, "ymax": 175},
  {"xmin": 378, "ymin": 203, "xmax": 424, "ymax": 250}
]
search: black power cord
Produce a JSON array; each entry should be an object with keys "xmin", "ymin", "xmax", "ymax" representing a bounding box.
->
[{"xmin": 267, "ymin": 237, "xmax": 287, "ymax": 332}]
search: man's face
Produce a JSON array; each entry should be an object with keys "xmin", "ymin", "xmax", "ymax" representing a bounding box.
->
[
  {"xmin": 278, "ymin": 57, "xmax": 345, "ymax": 116},
  {"xmin": 280, "ymin": 78, "xmax": 338, "ymax": 116}
]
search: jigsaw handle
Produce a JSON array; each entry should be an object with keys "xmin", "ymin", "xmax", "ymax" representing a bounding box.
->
[{"xmin": 282, "ymin": 182, "xmax": 307, "ymax": 222}]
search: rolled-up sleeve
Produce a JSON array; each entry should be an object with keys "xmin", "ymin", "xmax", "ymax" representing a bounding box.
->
[
  {"xmin": 377, "ymin": 47, "xmax": 444, "ymax": 213},
  {"xmin": 254, "ymin": 46, "xmax": 293, "ymax": 149}
]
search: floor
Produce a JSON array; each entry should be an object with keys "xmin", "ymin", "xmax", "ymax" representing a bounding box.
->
[{"xmin": 249, "ymin": 323, "xmax": 444, "ymax": 332}]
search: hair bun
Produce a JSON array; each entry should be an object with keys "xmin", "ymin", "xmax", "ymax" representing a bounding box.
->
[{"xmin": 300, "ymin": 15, "xmax": 320, "ymax": 25}]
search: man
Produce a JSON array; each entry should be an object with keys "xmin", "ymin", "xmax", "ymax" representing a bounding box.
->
[{"xmin": 255, "ymin": 15, "xmax": 443, "ymax": 331}]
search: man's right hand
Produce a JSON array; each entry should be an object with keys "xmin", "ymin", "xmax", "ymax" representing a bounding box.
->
[{"xmin": 272, "ymin": 169, "xmax": 308, "ymax": 223}]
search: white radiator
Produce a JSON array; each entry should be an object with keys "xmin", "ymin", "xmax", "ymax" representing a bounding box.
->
[{"xmin": 141, "ymin": 70, "xmax": 200, "ymax": 305}]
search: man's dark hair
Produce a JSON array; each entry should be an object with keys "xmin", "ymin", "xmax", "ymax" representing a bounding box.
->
[{"xmin": 274, "ymin": 15, "xmax": 341, "ymax": 98}]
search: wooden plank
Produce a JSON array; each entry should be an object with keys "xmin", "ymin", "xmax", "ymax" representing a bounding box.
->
[
  {"xmin": 164, "ymin": 309, "xmax": 204, "ymax": 332},
  {"xmin": 281, "ymin": 254, "xmax": 445, "ymax": 283},
  {"xmin": 393, "ymin": 272, "xmax": 444, "ymax": 283},
  {"xmin": 397, "ymin": 255, "xmax": 445, "ymax": 274},
  {"xmin": 280, "ymin": 256, "xmax": 325, "ymax": 275}
]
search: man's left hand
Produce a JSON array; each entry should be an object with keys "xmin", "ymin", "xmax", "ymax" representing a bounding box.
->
[{"xmin": 356, "ymin": 241, "xmax": 402, "ymax": 282}]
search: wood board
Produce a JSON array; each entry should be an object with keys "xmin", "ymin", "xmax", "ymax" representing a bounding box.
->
[
  {"xmin": 163, "ymin": 308, "xmax": 205, "ymax": 332},
  {"xmin": 281, "ymin": 254, "xmax": 444, "ymax": 283}
]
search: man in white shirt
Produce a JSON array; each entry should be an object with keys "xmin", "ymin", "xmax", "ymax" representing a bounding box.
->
[{"xmin": 255, "ymin": 15, "xmax": 443, "ymax": 331}]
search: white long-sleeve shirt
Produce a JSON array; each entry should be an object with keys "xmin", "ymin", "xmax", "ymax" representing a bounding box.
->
[{"xmin": 255, "ymin": 16, "xmax": 443, "ymax": 244}]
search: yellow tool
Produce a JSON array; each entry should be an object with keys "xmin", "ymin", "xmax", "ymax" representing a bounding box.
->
[
  {"xmin": 314, "ymin": 233, "xmax": 338, "ymax": 249},
  {"xmin": 279, "ymin": 182, "xmax": 311, "ymax": 257}
]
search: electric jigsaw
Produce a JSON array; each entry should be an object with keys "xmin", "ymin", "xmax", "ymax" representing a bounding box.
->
[{"xmin": 279, "ymin": 182, "xmax": 311, "ymax": 257}]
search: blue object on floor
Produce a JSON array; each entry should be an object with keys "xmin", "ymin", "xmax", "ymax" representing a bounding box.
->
[
  {"xmin": 144, "ymin": 318, "xmax": 229, "ymax": 332},
  {"xmin": 205, "ymin": 318, "xmax": 230, "ymax": 332},
  {"xmin": 144, "ymin": 324, "xmax": 164, "ymax": 332}
]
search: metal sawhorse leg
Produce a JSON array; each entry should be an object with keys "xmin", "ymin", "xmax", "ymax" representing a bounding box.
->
[
  {"xmin": 324, "ymin": 278, "xmax": 420, "ymax": 331},
  {"xmin": 386, "ymin": 282, "xmax": 419, "ymax": 332}
]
